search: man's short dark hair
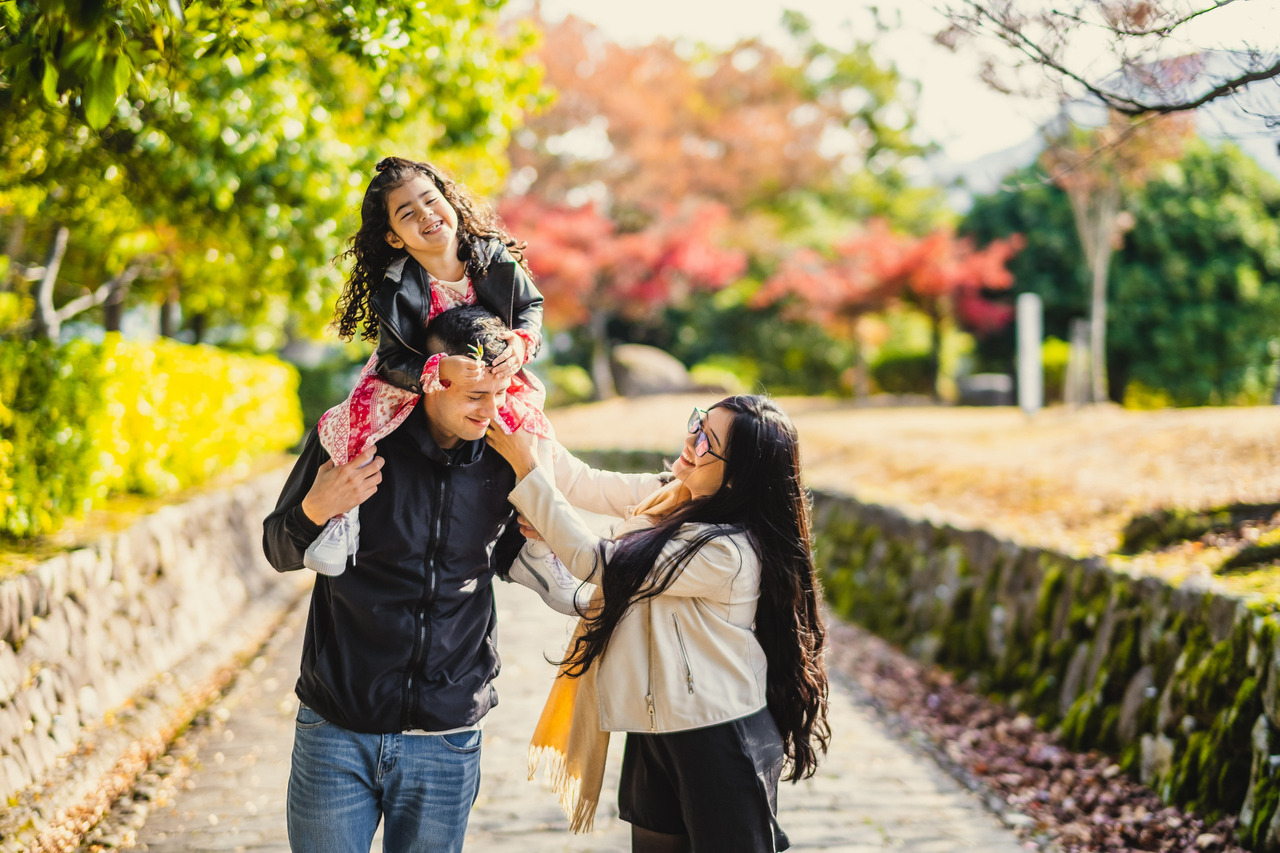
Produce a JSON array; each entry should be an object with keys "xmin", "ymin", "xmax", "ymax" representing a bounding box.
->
[{"xmin": 425, "ymin": 305, "xmax": 510, "ymax": 367}]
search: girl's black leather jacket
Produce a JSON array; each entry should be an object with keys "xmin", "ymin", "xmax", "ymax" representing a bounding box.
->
[
  {"xmin": 261, "ymin": 412, "xmax": 524, "ymax": 734},
  {"xmin": 370, "ymin": 236, "xmax": 544, "ymax": 395}
]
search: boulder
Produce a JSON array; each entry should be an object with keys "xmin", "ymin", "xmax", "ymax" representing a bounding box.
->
[
  {"xmin": 957, "ymin": 373, "xmax": 1014, "ymax": 406},
  {"xmin": 610, "ymin": 344, "xmax": 697, "ymax": 397}
]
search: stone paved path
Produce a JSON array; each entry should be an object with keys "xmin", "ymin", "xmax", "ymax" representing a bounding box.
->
[{"xmin": 117, "ymin": 581, "xmax": 1029, "ymax": 853}]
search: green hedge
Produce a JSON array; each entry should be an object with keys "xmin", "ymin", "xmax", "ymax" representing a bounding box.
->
[{"xmin": 0, "ymin": 334, "xmax": 303, "ymax": 539}]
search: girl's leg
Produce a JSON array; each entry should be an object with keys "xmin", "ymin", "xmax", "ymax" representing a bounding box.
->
[
  {"xmin": 631, "ymin": 826, "xmax": 691, "ymax": 853},
  {"xmin": 308, "ymin": 355, "xmax": 419, "ymax": 575}
]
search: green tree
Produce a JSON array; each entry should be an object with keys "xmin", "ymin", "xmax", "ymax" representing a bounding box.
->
[
  {"xmin": 1111, "ymin": 141, "xmax": 1280, "ymax": 405},
  {"xmin": 960, "ymin": 140, "xmax": 1280, "ymax": 405},
  {"xmin": 1, "ymin": 0, "xmax": 544, "ymax": 343},
  {"xmin": 959, "ymin": 164, "xmax": 1088, "ymax": 369}
]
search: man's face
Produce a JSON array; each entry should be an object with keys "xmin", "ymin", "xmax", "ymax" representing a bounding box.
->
[{"xmin": 422, "ymin": 369, "xmax": 508, "ymax": 449}]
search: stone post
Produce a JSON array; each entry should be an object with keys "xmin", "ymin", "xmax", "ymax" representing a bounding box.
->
[{"xmin": 1017, "ymin": 293, "xmax": 1043, "ymax": 415}]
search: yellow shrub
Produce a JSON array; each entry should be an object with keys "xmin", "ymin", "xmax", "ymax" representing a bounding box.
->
[
  {"xmin": 0, "ymin": 335, "xmax": 302, "ymax": 539},
  {"xmin": 96, "ymin": 335, "xmax": 303, "ymax": 497}
]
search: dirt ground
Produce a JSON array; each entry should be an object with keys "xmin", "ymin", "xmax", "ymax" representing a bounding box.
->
[{"xmin": 549, "ymin": 395, "xmax": 1280, "ymax": 591}]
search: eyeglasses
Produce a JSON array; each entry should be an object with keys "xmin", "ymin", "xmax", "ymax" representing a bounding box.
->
[{"xmin": 687, "ymin": 407, "xmax": 726, "ymax": 462}]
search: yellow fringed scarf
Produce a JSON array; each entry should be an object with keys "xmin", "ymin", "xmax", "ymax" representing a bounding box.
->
[{"xmin": 527, "ymin": 478, "xmax": 692, "ymax": 832}]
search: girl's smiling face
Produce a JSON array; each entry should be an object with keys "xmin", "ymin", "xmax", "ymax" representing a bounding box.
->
[{"xmin": 384, "ymin": 174, "xmax": 460, "ymax": 260}]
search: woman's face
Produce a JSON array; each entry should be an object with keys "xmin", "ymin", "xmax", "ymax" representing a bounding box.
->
[
  {"xmin": 671, "ymin": 406, "xmax": 732, "ymax": 499},
  {"xmin": 383, "ymin": 174, "xmax": 460, "ymax": 260}
]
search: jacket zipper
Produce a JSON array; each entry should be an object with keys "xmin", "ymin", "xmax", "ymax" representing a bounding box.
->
[
  {"xmin": 671, "ymin": 614, "xmax": 696, "ymax": 695},
  {"xmin": 403, "ymin": 471, "xmax": 447, "ymax": 730},
  {"xmin": 645, "ymin": 602, "xmax": 656, "ymax": 731}
]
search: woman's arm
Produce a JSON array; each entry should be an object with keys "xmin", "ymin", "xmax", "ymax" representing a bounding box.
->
[
  {"xmin": 508, "ymin": 465, "xmax": 750, "ymax": 599},
  {"xmin": 550, "ymin": 445, "xmax": 666, "ymax": 518}
]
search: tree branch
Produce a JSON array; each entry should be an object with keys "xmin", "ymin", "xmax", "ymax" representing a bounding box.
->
[
  {"xmin": 1050, "ymin": 0, "xmax": 1240, "ymax": 39},
  {"xmin": 53, "ymin": 263, "xmax": 146, "ymax": 323},
  {"xmin": 33, "ymin": 226, "xmax": 71, "ymax": 339},
  {"xmin": 955, "ymin": 0, "xmax": 1280, "ymax": 117}
]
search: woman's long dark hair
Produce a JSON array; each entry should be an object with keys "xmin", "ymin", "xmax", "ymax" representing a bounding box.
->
[
  {"xmin": 564, "ymin": 395, "xmax": 831, "ymax": 781},
  {"xmin": 332, "ymin": 156, "xmax": 532, "ymax": 341}
]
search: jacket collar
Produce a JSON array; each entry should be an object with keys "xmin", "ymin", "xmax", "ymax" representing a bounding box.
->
[{"xmin": 397, "ymin": 400, "xmax": 486, "ymax": 467}]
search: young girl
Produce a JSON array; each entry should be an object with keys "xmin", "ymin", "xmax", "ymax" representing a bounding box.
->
[{"xmin": 306, "ymin": 156, "xmax": 573, "ymax": 609}]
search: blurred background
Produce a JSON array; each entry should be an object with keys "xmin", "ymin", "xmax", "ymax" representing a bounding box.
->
[{"xmin": 2, "ymin": 0, "xmax": 1279, "ymax": 539}]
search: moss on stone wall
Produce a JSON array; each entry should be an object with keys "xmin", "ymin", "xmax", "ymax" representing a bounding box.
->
[{"xmin": 808, "ymin": 489, "xmax": 1280, "ymax": 852}]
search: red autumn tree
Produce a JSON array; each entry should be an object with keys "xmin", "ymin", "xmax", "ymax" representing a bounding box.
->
[
  {"xmin": 757, "ymin": 220, "xmax": 1023, "ymax": 399},
  {"xmin": 501, "ymin": 196, "xmax": 746, "ymax": 398},
  {"xmin": 511, "ymin": 12, "xmax": 930, "ymax": 218}
]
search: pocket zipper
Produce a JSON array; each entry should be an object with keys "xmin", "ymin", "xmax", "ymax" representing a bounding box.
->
[{"xmin": 671, "ymin": 614, "xmax": 695, "ymax": 695}]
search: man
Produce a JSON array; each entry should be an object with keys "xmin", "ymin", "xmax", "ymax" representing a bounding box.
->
[{"xmin": 262, "ymin": 305, "xmax": 529, "ymax": 852}]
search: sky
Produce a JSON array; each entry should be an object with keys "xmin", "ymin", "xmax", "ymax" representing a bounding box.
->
[
  {"xmin": 527, "ymin": 0, "xmax": 1280, "ymax": 170},
  {"xmin": 531, "ymin": 0, "xmax": 1054, "ymax": 163}
]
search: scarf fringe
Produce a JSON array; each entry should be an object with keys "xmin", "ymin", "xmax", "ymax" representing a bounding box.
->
[{"xmin": 528, "ymin": 743, "xmax": 598, "ymax": 833}]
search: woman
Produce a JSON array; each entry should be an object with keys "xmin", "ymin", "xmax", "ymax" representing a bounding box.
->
[{"xmin": 488, "ymin": 395, "xmax": 830, "ymax": 853}]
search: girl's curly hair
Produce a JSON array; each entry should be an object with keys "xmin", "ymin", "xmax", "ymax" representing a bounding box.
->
[{"xmin": 332, "ymin": 156, "xmax": 532, "ymax": 342}]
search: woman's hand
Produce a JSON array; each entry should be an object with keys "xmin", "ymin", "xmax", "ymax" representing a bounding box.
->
[
  {"xmin": 439, "ymin": 354, "xmax": 483, "ymax": 386},
  {"xmin": 489, "ymin": 330, "xmax": 526, "ymax": 380},
  {"xmin": 486, "ymin": 424, "xmax": 541, "ymax": 479},
  {"xmin": 301, "ymin": 445, "xmax": 383, "ymax": 525}
]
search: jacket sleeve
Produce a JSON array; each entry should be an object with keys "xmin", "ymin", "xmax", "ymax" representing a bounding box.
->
[
  {"xmin": 487, "ymin": 504, "xmax": 525, "ymax": 580},
  {"xmin": 549, "ymin": 444, "xmax": 666, "ymax": 518},
  {"xmin": 371, "ymin": 263, "xmax": 433, "ymax": 395},
  {"xmin": 509, "ymin": 465, "xmax": 748, "ymax": 600},
  {"xmin": 262, "ymin": 429, "xmax": 330, "ymax": 573},
  {"xmin": 473, "ymin": 241, "xmax": 545, "ymax": 358}
]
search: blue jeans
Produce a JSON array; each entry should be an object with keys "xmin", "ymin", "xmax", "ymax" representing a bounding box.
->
[{"xmin": 287, "ymin": 705, "xmax": 482, "ymax": 853}]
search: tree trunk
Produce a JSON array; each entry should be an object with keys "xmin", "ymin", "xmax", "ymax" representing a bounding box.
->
[
  {"xmin": 927, "ymin": 303, "xmax": 943, "ymax": 402},
  {"xmin": 852, "ymin": 341, "xmax": 870, "ymax": 402},
  {"xmin": 159, "ymin": 287, "xmax": 180, "ymax": 338},
  {"xmin": 31, "ymin": 226, "xmax": 70, "ymax": 341},
  {"xmin": 3, "ymin": 214, "xmax": 25, "ymax": 270},
  {"xmin": 588, "ymin": 309, "xmax": 616, "ymax": 400},
  {"xmin": 102, "ymin": 274, "xmax": 131, "ymax": 332},
  {"xmin": 1087, "ymin": 214, "xmax": 1115, "ymax": 404},
  {"xmin": 189, "ymin": 312, "xmax": 208, "ymax": 344},
  {"xmin": 1065, "ymin": 180, "xmax": 1121, "ymax": 404}
]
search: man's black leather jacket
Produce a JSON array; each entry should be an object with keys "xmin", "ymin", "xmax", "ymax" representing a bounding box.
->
[
  {"xmin": 370, "ymin": 236, "xmax": 545, "ymax": 394},
  {"xmin": 261, "ymin": 406, "xmax": 525, "ymax": 734}
]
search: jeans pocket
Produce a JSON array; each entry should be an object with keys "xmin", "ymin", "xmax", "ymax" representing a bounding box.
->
[
  {"xmin": 296, "ymin": 703, "xmax": 331, "ymax": 730},
  {"xmin": 440, "ymin": 728, "xmax": 482, "ymax": 754}
]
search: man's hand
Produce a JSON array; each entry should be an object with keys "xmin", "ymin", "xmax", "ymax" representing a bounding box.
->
[
  {"xmin": 489, "ymin": 330, "xmax": 525, "ymax": 380},
  {"xmin": 516, "ymin": 514, "xmax": 542, "ymax": 541},
  {"xmin": 439, "ymin": 354, "xmax": 484, "ymax": 386},
  {"xmin": 300, "ymin": 445, "xmax": 384, "ymax": 525}
]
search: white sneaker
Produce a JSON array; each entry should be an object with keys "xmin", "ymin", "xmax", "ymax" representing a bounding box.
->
[
  {"xmin": 304, "ymin": 505, "xmax": 360, "ymax": 577},
  {"xmin": 508, "ymin": 540, "xmax": 593, "ymax": 616}
]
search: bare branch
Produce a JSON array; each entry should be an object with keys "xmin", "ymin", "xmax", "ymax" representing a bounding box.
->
[
  {"xmin": 1050, "ymin": 0, "xmax": 1240, "ymax": 39},
  {"xmin": 54, "ymin": 264, "xmax": 146, "ymax": 323},
  {"xmin": 33, "ymin": 226, "xmax": 70, "ymax": 339},
  {"xmin": 32, "ymin": 227, "xmax": 151, "ymax": 340},
  {"xmin": 945, "ymin": 0, "xmax": 1280, "ymax": 122}
]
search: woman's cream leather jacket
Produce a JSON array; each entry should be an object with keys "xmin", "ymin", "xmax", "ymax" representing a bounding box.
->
[{"xmin": 510, "ymin": 454, "xmax": 768, "ymax": 734}]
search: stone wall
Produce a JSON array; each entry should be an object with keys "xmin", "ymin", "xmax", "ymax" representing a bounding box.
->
[
  {"xmin": 576, "ymin": 449, "xmax": 1279, "ymax": 851},
  {"xmin": 0, "ymin": 465, "xmax": 308, "ymax": 852},
  {"xmin": 811, "ymin": 491, "xmax": 1277, "ymax": 851}
]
